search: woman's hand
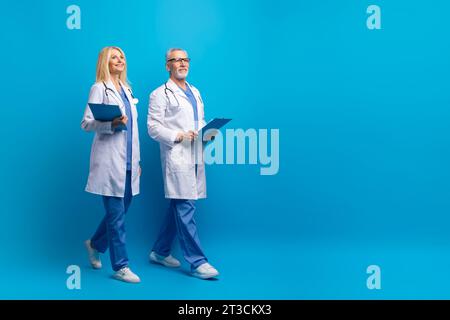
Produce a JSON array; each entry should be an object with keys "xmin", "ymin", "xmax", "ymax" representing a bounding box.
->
[{"xmin": 112, "ymin": 115, "xmax": 128, "ymax": 130}]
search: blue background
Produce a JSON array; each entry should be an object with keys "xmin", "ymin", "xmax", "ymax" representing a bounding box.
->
[{"xmin": 1, "ymin": 0, "xmax": 450, "ymax": 299}]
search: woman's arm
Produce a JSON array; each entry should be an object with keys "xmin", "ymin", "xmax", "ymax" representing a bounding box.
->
[{"xmin": 81, "ymin": 84, "xmax": 114, "ymax": 134}]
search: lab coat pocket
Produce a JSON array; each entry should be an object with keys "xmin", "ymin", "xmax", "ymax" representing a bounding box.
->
[
  {"xmin": 97, "ymin": 132, "xmax": 110, "ymax": 141},
  {"xmin": 166, "ymin": 102, "xmax": 182, "ymax": 116},
  {"xmin": 166, "ymin": 145, "xmax": 190, "ymax": 173},
  {"xmin": 90, "ymin": 138, "xmax": 110, "ymax": 170}
]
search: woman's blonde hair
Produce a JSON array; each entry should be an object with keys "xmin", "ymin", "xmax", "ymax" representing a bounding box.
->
[{"xmin": 95, "ymin": 46, "xmax": 131, "ymax": 88}]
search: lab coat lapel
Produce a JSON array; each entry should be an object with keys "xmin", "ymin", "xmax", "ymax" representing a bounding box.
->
[
  {"xmin": 167, "ymin": 79, "xmax": 202, "ymax": 123},
  {"xmin": 120, "ymin": 82, "xmax": 137, "ymax": 119},
  {"xmin": 167, "ymin": 78, "xmax": 188, "ymax": 103},
  {"xmin": 185, "ymin": 81, "xmax": 201, "ymax": 105},
  {"xmin": 105, "ymin": 79, "xmax": 124, "ymax": 110},
  {"xmin": 122, "ymin": 85, "xmax": 134, "ymax": 106}
]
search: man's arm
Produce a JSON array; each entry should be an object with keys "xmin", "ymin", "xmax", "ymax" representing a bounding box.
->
[{"xmin": 147, "ymin": 90, "xmax": 179, "ymax": 147}]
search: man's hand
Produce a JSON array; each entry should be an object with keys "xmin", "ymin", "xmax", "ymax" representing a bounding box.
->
[{"xmin": 175, "ymin": 130, "xmax": 198, "ymax": 143}]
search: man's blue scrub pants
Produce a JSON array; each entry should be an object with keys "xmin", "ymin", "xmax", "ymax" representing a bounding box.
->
[{"xmin": 152, "ymin": 199, "xmax": 208, "ymax": 270}]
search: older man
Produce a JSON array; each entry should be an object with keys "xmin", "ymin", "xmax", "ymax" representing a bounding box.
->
[{"xmin": 147, "ymin": 48, "xmax": 219, "ymax": 279}]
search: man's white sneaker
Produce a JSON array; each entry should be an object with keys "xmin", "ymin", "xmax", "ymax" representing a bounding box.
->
[
  {"xmin": 113, "ymin": 267, "xmax": 141, "ymax": 283},
  {"xmin": 84, "ymin": 239, "xmax": 101, "ymax": 269},
  {"xmin": 191, "ymin": 263, "xmax": 219, "ymax": 279},
  {"xmin": 149, "ymin": 251, "xmax": 181, "ymax": 268}
]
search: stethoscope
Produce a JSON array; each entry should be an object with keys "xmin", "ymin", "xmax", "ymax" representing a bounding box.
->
[
  {"xmin": 164, "ymin": 82, "xmax": 203, "ymax": 107},
  {"xmin": 103, "ymin": 81, "xmax": 139, "ymax": 105}
]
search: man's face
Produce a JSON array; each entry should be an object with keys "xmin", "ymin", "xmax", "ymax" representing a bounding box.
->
[{"xmin": 166, "ymin": 50, "xmax": 190, "ymax": 80}]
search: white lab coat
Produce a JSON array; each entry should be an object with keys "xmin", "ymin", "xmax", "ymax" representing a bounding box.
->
[
  {"xmin": 147, "ymin": 79, "xmax": 207, "ymax": 200},
  {"xmin": 81, "ymin": 79, "xmax": 141, "ymax": 197}
]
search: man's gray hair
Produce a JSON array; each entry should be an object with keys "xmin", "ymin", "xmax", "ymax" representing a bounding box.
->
[{"xmin": 165, "ymin": 48, "xmax": 188, "ymax": 62}]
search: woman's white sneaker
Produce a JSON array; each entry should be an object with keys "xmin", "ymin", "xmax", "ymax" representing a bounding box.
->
[
  {"xmin": 84, "ymin": 239, "xmax": 102, "ymax": 269},
  {"xmin": 149, "ymin": 251, "xmax": 181, "ymax": 268},
  {"xmin": 113, "ymin": 267, "xmax": 141, "ymax": 283},
  {"xmin": 191, "ymin": 263, "xmax": 219, "ymax": 279}
]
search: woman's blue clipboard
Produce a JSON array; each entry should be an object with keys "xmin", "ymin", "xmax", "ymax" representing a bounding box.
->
[{"xmin": 88, "ymin": 103, "xmax": 126, "ymax": 131}]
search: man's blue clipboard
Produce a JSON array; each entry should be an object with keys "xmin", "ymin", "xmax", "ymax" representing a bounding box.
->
[
  {"xmin": 199, "ymin": 118, "xmax": 232, "ymax": 133},
  {"xmin": 88, "ymin": 103, "xmax": 126, "ymax": 131}
]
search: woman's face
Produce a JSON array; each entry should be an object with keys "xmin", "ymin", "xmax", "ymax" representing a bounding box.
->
[{"xmin": 109, "ymin": 49, "xmax": 125, "ymax": 75}]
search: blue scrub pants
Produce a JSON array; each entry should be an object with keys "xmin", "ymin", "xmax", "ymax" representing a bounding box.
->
[
  {"xmin": 152, "ymin": 199, "xmax": 208, "ymax": 270},
  {"xmin": 90, "ymin": 170, "xmax": 132, "ymax": 271}
]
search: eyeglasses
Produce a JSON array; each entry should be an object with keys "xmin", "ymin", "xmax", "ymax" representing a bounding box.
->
[{"xmin": 167, "ymin": 57, "xmax": 191, "ymax": 64}]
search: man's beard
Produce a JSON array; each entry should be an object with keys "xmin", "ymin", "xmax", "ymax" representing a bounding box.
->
[{"xmin": 173, "ymin": 69, "xmax": 188, "ymax": 80}]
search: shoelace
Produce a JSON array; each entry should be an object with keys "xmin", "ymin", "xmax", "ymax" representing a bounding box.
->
[
  {"xmin": 199, "ymin": 264, "xmax": 214, "ymax": 272},
  {"xmin": 120, "ymin": 267, "xmax": 131, "ymax": 274}
]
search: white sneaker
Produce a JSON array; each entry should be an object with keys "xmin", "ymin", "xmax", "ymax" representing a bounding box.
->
[
  {"xmin": 149, "ymin": 251, "xmax": 181, "ymax": 268},
  {"xmin": 84, "ymin": 239, "xmax": 101, "ymax": 269},
  {"xmin": 191, "ymin": 263, "xmax": 219, "ymax": 279},
  {"xmin": 113, "ymin": 267, "xmax": 141, "ymax": 283}
]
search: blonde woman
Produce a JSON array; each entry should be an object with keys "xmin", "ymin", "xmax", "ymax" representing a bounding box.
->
[{"xmin": 81, "ymin": 46, "xmax": 141, "ymax": 283}]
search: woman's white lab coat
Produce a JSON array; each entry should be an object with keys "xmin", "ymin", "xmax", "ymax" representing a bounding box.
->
[
  {"xmin": 81, "ymin": 79, "xmax": 140, "ymax": 197},
  {"xmin": 147, "ymin": 79, "xmax": 207, "ymax": 200}
]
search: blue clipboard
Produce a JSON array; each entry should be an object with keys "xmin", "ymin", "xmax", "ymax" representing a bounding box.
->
[
  {"xmin": 199, "ymin": 118, "xmax": 232, "ymax": 133},
  {"xmin": 88, "ymin": 103, "xmax": 126, "ymax": 131}
]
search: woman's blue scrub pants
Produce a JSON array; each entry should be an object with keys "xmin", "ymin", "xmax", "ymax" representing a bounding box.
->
[{"xmin": 90, "ymin": 170, "xmax": 132, "ymax": 271}]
